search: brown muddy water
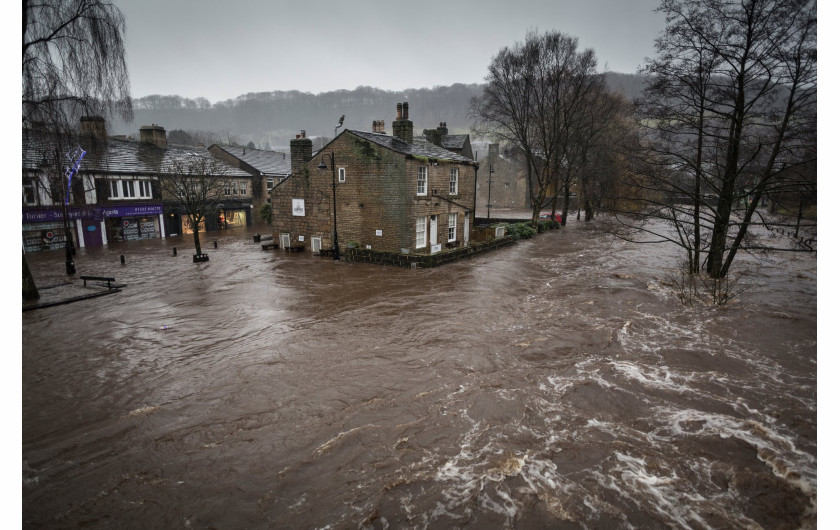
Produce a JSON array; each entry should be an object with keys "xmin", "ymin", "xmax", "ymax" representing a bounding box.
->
[{"xmin": 22, "ymin": 220, "xmax": 817, "ymax": 529}]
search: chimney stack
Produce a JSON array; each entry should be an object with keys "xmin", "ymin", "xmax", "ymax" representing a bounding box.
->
[
  {"xmin": 140, "ymin": 124, "xmax": 167, "ymax": 148},
  {"xmin": 423, "ymin": 128, "xmax": 442, "ymax": 146},
  {"xmin": 392, "ymin": 101, "xmax": 413, "ymax": 143},
  {"xmin": 80, "ymin": 116, "xmax": 107, "ymax": 141},
  {"xmin": 290, "ymin": 133, "xmax": 313, "ymax": 175},
  {"xmin": 489, "ymin": 143, "xmax": 500, "ymax": 161}
]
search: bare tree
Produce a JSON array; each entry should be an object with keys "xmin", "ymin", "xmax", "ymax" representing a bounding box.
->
[
  {"xmin": 620, "ymin": 0, "xmax": 816, "ymax": 280},
  {"xmin": 23, "ymin": 0, "xmax": 133, "ymax": 129},
  {"xmin": 566, "ymin": 87, "xmax": 630, "ymax": 222},
  {"xmin": 157, "ymin": 152, "xmax": 231, "ymax": 261},
  {"xmin": 22, "ymin": 0, "xmax": 132, "ymax": 296}
]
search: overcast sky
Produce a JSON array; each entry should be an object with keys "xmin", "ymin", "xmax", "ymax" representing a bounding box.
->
[{"xmin": 113, "ymin": 0, "xmax": 666, "ymax": 103}]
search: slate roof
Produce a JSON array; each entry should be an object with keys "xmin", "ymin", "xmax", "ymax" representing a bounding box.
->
[
  {"xmin": 442, "ymin": 134, "xmax": 469, "ymax": 151},
  {"xmin": 22, "ymin": 130, "xmax": 251, "ymax": 178},
  {"xmin": 211, "ymin": 144, "xmax": 291, "ymax": 176},
  {"xmin": 346, "ymin": 130, "xmax": 476, "ymax": 164}
]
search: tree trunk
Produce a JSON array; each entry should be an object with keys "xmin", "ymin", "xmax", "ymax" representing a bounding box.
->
[
  {"xmin": 22, "ymin": 251, "xmax": 39, "ymax": 301},
  {"xmin": 561, "ymin": 183, "xmax": 571, "ymax": 226},
  {"xmin": 193, "ymin": 230, "xmax": 202, "ymax": 256}
]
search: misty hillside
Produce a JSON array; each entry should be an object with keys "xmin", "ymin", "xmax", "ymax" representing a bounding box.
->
[{"xmin": 112, "ymin": 72, "xmax": 647, "ymax": 150}]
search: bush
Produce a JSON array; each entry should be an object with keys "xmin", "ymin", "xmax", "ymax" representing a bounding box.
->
[
  {"xmin": 259, "ymin": 203, "xmax": 272, "ymax": 225},
  {"xmin": 506, "ymin": 222, "xmax": 537, "ymax": 240}
]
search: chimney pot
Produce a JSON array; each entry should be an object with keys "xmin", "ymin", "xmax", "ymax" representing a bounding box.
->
[
  {"xmin": 403, "ymin": 102, "xmax": 409, "ymax": 120},
  {"xmin": 396, "ymin": 103, "xmax": 403, "ymax": 120}
]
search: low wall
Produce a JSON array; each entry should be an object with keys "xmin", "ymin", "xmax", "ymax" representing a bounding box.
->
[{"xmin": 343, "ymin": 236, "xmax": 516, "ymax": 268}]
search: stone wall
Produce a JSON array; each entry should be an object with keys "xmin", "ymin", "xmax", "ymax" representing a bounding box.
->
[{"xmin": 343, "ymin": 236, "xmax": 516, "ymax": 268}]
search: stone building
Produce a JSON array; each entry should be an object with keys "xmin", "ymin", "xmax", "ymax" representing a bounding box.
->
[
  {"xmin": 420, "ymin": 122, "xmax": 473, "ymax": 160},
  {"xmin": 475, "ymin": 143, "xmax": 532, "ymax": 215},
  {"xmin": 208, "ymin": 144, "xmax": 291, "ymax": 211},
  {"xmin": 270, "ymin": 103, "xmax": 478, "ymax": 256}
]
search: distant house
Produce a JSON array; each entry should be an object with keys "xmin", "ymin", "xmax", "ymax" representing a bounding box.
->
[
  {"xmin": 475, "ymin": 143, "xmax": 532, "ymax": 214},
  {"xmin": 420, "ymin": 122, "xmax": 474, "ymax": 160},
  {"xmin": 22, "ymin": 118, "xmax": 253, "ymax": 252},
  {"xmin": 270, "ymin": 102, "xmax": 478, "ymax": 256},
  {"xmin": 208, "ymin": 144, "xmax": 291, "ymax": 211}
]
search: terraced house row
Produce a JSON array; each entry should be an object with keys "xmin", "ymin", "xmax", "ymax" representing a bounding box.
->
[
  {"xmin": 21, "ymin": 117, "xmax": 288, "ymax": 253},
  {"xmin": 23, "ymin": 103, "xmax": 482, "ymax": 259}
]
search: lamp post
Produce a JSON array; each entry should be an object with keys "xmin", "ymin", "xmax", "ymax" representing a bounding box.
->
[
  {"xmin": 317, "ymin": 152, "xmax": 340, "ymax": 260},
  {"xmin": 486, "ymin": 162, "xmax": 495, "ymax": 220}
]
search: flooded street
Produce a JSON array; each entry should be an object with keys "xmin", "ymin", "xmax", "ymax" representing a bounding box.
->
[{"xmin": 22, "ymin": 219, "xmax": 817, "ymax": 529}]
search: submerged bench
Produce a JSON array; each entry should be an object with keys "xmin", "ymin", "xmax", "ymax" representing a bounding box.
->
[
  {"xmin": 80, "ymin": 275, "xmax": 118, "ymax": 288},
  {"xmin": 261, "ymin": 240, "xmax": 280, "ymax": 250}
]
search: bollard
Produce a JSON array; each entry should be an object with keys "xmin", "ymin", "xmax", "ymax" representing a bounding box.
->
[
  {"xmin": 173, "ymin": 247, "xmax": 177, "ymax": 256},
  {"xmin": 214, "ymin": 241, "xmax": 218, "ymax": 248},
  {"xmin": 120, "ymin": 254, "xmax": 125, "ymax": 264}
]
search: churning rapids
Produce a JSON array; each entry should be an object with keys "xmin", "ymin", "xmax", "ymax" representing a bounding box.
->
[{"xmin": 22, "ymin": 219, "xmax": 817, "ymax": 529}]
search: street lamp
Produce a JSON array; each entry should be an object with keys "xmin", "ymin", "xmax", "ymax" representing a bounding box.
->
[{"xmin": 317, "ymin": 152, "xmax": 340, "ymax": 260}]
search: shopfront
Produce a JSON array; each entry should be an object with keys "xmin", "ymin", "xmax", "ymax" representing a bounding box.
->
[
  {"xmin": 101, "ymin": 204, "xmax": 164, "ymax": 243},
  {"xmin": 22, "ymin": 207, "xmax": 102, "ymax": 253},
  {"xmin": 218, "ymin": 201, "xmax": 252, "ymax": 229}
]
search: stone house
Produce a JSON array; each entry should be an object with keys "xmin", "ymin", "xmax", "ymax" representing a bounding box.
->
[
  {"xmin": 208, "ymin": 144, "xmax": 291, "ymax": 212},
  {"xmin": 475, "ymin": 143, "xmax": 532, "ymax": 214},
  {"xmin": 270, "ymin": 103, "xmax": 478, "ymax": 256}
]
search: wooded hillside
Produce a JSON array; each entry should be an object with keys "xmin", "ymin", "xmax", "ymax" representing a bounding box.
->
[{"xmin": 111, "ymin": 73, "xmax": 646, "ymax": 150}]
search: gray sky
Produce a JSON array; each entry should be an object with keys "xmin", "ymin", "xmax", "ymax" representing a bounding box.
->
[{"xmin": 114, "ymin": 0, "xmax": 665, "ymax": 103}]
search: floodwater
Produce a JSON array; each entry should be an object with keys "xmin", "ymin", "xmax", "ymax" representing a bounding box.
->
[{"xmin": 22, "ymin": 219, "xmax": 817, "ymax": 529}]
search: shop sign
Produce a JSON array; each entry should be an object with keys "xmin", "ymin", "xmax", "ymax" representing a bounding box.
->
[
  {"xmin": 102, "ymin": 204, "xmax": 163, "ymax": 217},
  {"xmin": 23, "ymin": 209, "xmax": 85, "ymax": 223}
]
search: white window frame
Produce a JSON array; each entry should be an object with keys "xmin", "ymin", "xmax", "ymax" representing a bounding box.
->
[
  {"xmin": 224, "ymin": 182, "xmax": 231, "ymax": 196},
  {"xmin": 448, "ymin": 213, "xmax": 457, "ymax": 242},
  {"xmin": 417, "ymin": 167, "xmax": 427, "ymax": 196},
  {"xmin": 338, "ymin": 167, "xmax": 346, "ymax": 183},
  {"xmin": 138, "ymin": 180, "xmax": 152, "ymax": 198},
  {"xmin": 415, "ymin": 216, "xmax": 427, "ymax": 248},
  {"xmin": 23, "ymin": 179, "xmax": 38, "ymax": 205},
  {"xmin": 121, "ymin": 180, "xmax": 136, "ymax": 198},
  {"xmin": 266, "ymin": 178, "xmax": 274, "ymax": 191},
  {"xmin": 449, "ymin": 168, "xmax": 458, "ymax": 195},
  {"xmin": 232, "ymin": 181, "xmax": 239, "ymax": 195},
  {"xmin": 240, "ymin": 182, "xmax": 247, "ymax": 195}
]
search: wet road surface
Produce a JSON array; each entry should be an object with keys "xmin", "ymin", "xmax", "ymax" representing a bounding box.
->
[{"xmin": 22, "ymin": 220, "xmax": 817, "ymax": 528}]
